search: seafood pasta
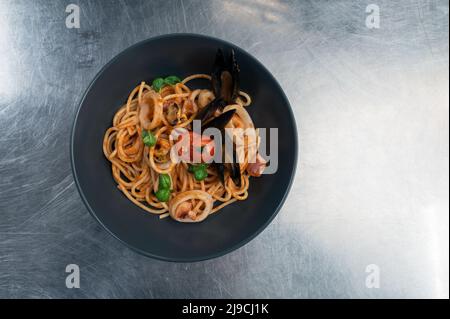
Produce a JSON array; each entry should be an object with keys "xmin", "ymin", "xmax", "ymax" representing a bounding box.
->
[{"xmin": 103, "ymin": 49, "xmax": 267, "ymax": 222}]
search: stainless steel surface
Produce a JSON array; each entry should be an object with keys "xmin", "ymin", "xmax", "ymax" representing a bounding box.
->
[{"xmin": 0, "ymin": 0, "xmax": 448, "ymax": 298}]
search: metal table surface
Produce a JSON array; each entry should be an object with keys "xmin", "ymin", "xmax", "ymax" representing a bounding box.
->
[{"xmin": 0, "ymin": 0, "xmax": 448, "ymax": 298}]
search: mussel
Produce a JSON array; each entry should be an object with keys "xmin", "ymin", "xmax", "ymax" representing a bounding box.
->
[
  {"xmin": 194, "ymin": 49, "xmax": 243, "ymax": 188},
  {"xmin": 195, "ymin": 97, "xmax": 227, "ymax": 123},
  {"xmin": 201, "ymin": 110, "xmax": 242, "ymax": 188},
  {"xmin": 211, "ymin": 48, "xmax": 240, "ymax": 104},
  {"xmin": 202, "ymin": 108, "xmax": 236, "ymax": 136},
  {"xmin": 195, "ymin": 49, "xmax": 240, "ymax": 123}
]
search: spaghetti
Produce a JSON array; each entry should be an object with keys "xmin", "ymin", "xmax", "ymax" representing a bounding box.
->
[{"xmin": 103, "ymin": 50, "xmax": 266, "ymax": 223}]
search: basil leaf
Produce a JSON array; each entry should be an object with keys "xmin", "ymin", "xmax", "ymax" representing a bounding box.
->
[
  {"xmin": 194, "ymin": 169, "xmax": 208, "ymax": 181},
  {"xmin": 189, "ymin": 163, "xmax": 208, "ymax": 181},
  {"xmin": 155, "ymin": 188, "xmax": 170, "ymax": 202},
  {"xmin": 188, "ymin": 163, "xmax": 207, "ymax": 173},
  {"xmin": 158, "ymin": 174, "xmax": 171, "ymax": 190},
  {"xmin": 142, "ymin": 130, "xmax": 156, "ymax": 147},
  {"xmin": 152, "ymin": 77, "xmax": 165, "ymax": 91},
  {"xmin": 164, "ymin": 75, "xmax": 181, "ymax": 85}
]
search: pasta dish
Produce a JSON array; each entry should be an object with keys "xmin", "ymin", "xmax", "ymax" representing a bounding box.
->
[{"xmin": 103, "ymin": 49, "xmax": 267, "ymax": 222}]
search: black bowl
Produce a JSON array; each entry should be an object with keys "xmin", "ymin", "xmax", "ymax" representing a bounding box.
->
[{"xmin": 71, "ymin": 34, "xmax": 298, "ymax": 262}]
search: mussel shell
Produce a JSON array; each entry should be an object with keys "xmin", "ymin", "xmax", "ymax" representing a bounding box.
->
[
  {"xmin": 195, "ymin": 97, "xmax": 226, "ymax": 123},
  {"xmin": 211, "ymin": 49, "xmax": 240, "ymax": 104}
]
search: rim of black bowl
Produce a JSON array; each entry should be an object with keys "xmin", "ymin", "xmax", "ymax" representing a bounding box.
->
[{"xmin": 70, "ymin": 33, "xmax": 299, "ymax": 262}]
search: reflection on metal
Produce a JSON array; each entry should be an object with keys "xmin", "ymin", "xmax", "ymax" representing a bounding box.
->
[{"xmin": 0, "ymin": 0, "xmax": 448, "ymax": 298}]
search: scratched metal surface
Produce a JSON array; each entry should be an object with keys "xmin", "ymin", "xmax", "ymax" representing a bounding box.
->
[{"xmin": 0, "ymin": 0, "xmax": 448, "ymax": 298}]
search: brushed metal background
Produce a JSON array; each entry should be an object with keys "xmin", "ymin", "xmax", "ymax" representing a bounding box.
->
[{"xmin": 0, "ymin": 0, "xmax": 448, "ymax": 298}]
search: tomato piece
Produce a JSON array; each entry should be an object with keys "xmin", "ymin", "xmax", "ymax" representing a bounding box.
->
[{"xmin": 176, "ymin": 131, "xmax": 215, "ymax": 162}]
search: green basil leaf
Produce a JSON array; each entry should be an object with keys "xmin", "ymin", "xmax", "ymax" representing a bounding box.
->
[
  {"xmin": 158, "ymin": 174, "xmax": 171, "ymax": 190},
  {"xmin": 188, "ymin": 163, "xmax": 207, "ymax": 173},
  {"xmin": 142, "ymin": 130, "xmax": 157, "ymax": 147},
  {"xmin": 155, "ymin": 188, "xmax": 170, "ymax": 202},
  {"xmin": 164, "ymin": 75, "xmax": 181, "ymax": 85},
  {"xmin": 152, "ymin": 77, "xmax": 165, "ymax": 91},
  {"xmin": 194, "ymin": 169, "xmax": 208, "ymax": 181}
]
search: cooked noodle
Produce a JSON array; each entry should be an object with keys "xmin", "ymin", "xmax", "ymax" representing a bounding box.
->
[{"xmin": 103, "ymin": 73, "xmax": 263, "ymax": 222}]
